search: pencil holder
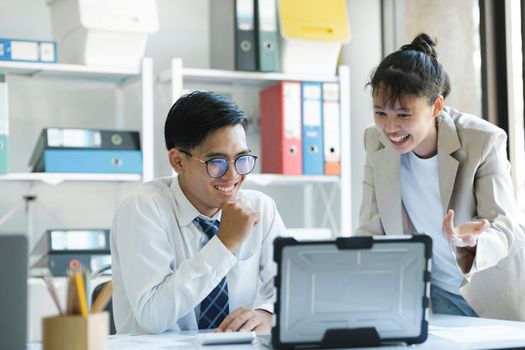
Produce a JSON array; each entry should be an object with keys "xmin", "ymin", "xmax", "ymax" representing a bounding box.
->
[{"xmin": 42, "ymin": 312, "xmax": 109, "ymax": 350}]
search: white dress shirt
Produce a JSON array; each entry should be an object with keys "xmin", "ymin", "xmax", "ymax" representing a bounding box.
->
[{"xmin": 110, "ymin": 176, "xmax": 286, "ymax": 334}]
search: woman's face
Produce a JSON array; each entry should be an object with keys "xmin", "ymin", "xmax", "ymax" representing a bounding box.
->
[{"xmin": 373, "ymin": 91, "xmax": 443, "ymax": 158}]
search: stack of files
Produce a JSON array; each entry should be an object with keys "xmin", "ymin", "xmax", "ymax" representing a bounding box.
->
[
  {"xmin": 210, "ymin": 0, "xmax": 280, "ymax": 72},
  {"xmin": 32, "ymin": 229, "xmax": 111, "ymax": 276},
  {"xmin": 0, "ymin": 75, "xmax": 8, "ymax": 174},
  {"xmin": 261, "ymin": 81, "xmax": 342, "ymax": 175},
  {"xmin": 0, "ymin": 38, "xmax": 57, "ymax": 63},
  {"xmin": 260, "ymin": 81, "xmax": 302, "ymax": 174},
  {"xmin": 322, "ymin": 82, "xmax": 341, "ymax": 175},
  {"xmin": 28, "ymin": 128, "xmax": 142, "ymax": 174}
]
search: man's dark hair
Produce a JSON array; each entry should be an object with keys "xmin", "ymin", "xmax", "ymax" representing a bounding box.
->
[{"xmin": 164, "ymin": 91, "xmax": 248, "ymax": 151}]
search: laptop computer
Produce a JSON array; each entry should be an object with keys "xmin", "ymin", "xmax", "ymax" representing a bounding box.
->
[
  {"xmin": 272, "ymin": 235, "xmax": 432, "ymax": 349},
  {"xmin": 0, "ymin": 235, "xmax": 28, "ymax": 350}
]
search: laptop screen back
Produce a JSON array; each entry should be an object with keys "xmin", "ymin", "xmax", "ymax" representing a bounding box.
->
[
  {"xmin": 0, "ymin": 235, "xmax": 28, "ymax": 350},
  {"xmin": 273, "ymin": 235, "xmax": 432, "ymax": 347}
]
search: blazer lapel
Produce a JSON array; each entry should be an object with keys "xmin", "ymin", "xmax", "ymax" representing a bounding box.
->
[
  {"xmin": 437, "ymin": 113, "xmax": 461, "ymax": 215},
  {"xmin": 374, "ymin": 134, "xmax": 403, "ymax": 235}
]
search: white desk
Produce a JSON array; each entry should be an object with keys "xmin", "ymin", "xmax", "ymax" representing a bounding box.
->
[{"xmin": 28, "ymin": 314, "xmax": 525, "ymax": 350}]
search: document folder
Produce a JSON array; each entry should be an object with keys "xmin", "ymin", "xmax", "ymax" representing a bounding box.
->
[
  {"xmin": 322, "ymin": 82, "xmax": 341, "ymax": 175},
  {"xmin": 30, "ymin": 128, "xmax": 141, "ymax": 152},
  {"xmin": 32, "ymin": 229, "xmax": 111, "ymax": 276},
  {"xmin": 34, "ymin": 229, "xmax": 111, "ymax": 254},
  {"xmin": 0, "ymin": 38, "xmax": 57, "ymax": 63},
  {"xmin": 272, "ymin": 235, "xmax": 431, "ymax": 349},
  {"xmin": 29, "ymin": 128, "xmax": 142, "ymax": 173},
  {"xmin": 260, "ymin": 81, "xmax": 302, "ymax": 174},
  {"xmin": 210, "ymin": 0, "xmax": 257, "ymax": 71},
  {"xmin": 301, "ymin": 82, "xmax": 323, "ymax": 175},
  {"xmin": 235, "ymin": 0, "xmax": 257, "ymax": 71},
  {"xmin": 31, "ymin": 149, "xmax": 142, "ymax": 174},
  {"xmin": 255, "ymin": 0, "xmax": 280, "ymax": 72}
]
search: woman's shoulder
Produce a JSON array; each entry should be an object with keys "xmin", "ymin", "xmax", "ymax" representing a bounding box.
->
[
  {"xmin": 443, "ymin": 106, "xmax": 506, "ymax": 138},
  {"xmin": 363, "ymin": 124, "xmax": 384, "ymax": 151}
]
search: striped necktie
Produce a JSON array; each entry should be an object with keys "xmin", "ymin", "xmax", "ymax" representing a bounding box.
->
[{"xmin": 194, "ymin": 217, "xmax": 230, "ymax": 329}]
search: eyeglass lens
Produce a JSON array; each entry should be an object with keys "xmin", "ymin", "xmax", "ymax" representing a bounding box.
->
[{"xmin": 206, "ymin": 155, "xmax": 256, "ymax": 178}]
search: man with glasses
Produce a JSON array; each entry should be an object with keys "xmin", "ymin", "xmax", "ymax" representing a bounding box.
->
[{"xmin": 110, "ymin": 91, "xmax": 287, "ymax": 335}]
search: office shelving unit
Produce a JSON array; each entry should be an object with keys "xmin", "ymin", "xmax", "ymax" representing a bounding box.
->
[
  {"xmin": 0, "ymin": 58, "xmax": 155, "ymax": 184},
  {"xmin": 158, "ymin": 58, "xmax": 351, "ymax": 236},
  {"xmin": 0, "ymin": 173, "xmax": 142, "ymax": 185}
]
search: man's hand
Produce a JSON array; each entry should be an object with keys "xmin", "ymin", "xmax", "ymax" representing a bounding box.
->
[
  {"xmin": 442, "ymin": 209, "xmax": 490, "ymax": 273},
  {"xmin": 217, "ymin": 201, "xmax": 260, "ymax": 252},
  {"xmin": 214, "ymin": 307, "xmax": 272, "ymax": 334}
]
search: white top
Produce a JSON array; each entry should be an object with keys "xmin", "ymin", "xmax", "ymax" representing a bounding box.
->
[
  {"xmin": 110, "ymin": 176, "xmax": 286, "ymax": 334},
  {"xmin": 400, "ymin": 152, "xmax": 464, "ymax": 294}
]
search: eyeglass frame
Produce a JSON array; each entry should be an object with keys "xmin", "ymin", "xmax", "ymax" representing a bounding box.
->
[{"xmin": 178, "ymin": 149, "xmax": 258, "ymax": 178}]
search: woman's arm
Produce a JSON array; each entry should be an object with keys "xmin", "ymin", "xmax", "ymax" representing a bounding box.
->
[
  {"xmin": 442, "ymin": 131, "xmax": 522, "ymax": 273},
  {"xmin": 356, "ymin": 128, "xmax": 385, "ymax": 236}
]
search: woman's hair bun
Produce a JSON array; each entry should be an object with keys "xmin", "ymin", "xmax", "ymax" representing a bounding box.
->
[{"xmin": 400, "ymin": 33, "xmax": 437, "ymax": 59}]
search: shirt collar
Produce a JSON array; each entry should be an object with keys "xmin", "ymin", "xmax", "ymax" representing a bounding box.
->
[{"xmin": 170, "ymin": 175, "xmax": 222, "ymax": 226}]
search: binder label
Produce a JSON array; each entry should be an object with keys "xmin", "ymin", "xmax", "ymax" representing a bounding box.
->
[
  {"xmin": 259, "ymin": 0, "xmax": 277, "ymax": 31},
  {"xmin": 303, "ymin": 100, "xmax": 321, "ymax": 126},
  {"xmin": 237, "ymin": 0, "xmax": 255, "ymax": 30},
  {"xmin": 11, "ymin": 41, "xmax": 39, "ymax": 61},
  {"xmin": 47, "ymin": 128, "xmax": 102, "ymax": 148},
  {"xmin": 283, "ymin": 83, "xmax": 301, "ymax": 139},
  {"xmin": 50, "ymin": 230, "xmax": 109, "ymax": 251}
]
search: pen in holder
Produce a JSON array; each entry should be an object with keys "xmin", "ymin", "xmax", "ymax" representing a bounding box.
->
[{"xmin": 42, "ymin": 263, "xmax": 111, "ymax": 350}]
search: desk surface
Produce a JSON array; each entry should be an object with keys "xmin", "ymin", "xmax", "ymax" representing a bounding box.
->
[{"xmin": 28, "ymin": 314, "xmax": 525, "ymax": 350}]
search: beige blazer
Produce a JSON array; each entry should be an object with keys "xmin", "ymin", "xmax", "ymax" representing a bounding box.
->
[{"xmin": 357, "ymin": 106, "xmax": 525, "ymax": 321}]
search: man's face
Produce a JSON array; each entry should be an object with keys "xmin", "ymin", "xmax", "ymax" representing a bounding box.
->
[{"xmin": 175, "ymin": 124, "xmax": 251, "ymax": 217}]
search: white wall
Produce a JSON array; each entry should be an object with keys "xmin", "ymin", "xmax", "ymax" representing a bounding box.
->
[
  {"xmin": 345, "ymin": 0, "xmax": 382, "ymax": 234},
  {"xmin": 0, "ymin": 0, "xmax": 381, "ymax": 241}
]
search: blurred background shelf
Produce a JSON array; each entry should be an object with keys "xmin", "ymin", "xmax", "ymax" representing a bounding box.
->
[
  {"xmin": 158, "ymin": 65, "xmax": 339, "ymax": 86},
  {"xmin": 0, "ymin": 61, "xmax": 141, "ymax": 82},
  {"xmin": 246, "ymin": 174, "xmax": 340, "ymax": 186},
  {"xmin": 0, "ymin": 172, "xmax": 142, "ymax": 185}
]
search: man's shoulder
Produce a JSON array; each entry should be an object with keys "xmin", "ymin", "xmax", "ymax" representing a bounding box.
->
[{"xmin": 121, "ymin": 177, "xmax": 175, "ymax": 204}]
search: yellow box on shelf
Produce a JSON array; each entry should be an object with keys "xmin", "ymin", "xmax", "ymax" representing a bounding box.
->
[{"xmin": 277, "ymin": 0, "xmax": 351, "ymax": 75}]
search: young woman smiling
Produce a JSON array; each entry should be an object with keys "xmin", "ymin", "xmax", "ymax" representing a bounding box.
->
[{"xmin": 357, "ymin": 33, "xmax": 525, "ymax": 320}]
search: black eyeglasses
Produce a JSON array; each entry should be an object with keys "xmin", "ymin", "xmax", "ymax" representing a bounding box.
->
[{"xmin": 179, "ymin": 149, "xmax": 258, "ymax": 178}]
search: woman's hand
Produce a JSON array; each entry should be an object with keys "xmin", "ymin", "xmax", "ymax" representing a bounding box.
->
[
  {"xmin": 442, "ymin": 209, "xmax": 489, "ymax": 248},
  {"xmin": 442, "ymin": 209, "xmax": 490, "ymax": 272}
]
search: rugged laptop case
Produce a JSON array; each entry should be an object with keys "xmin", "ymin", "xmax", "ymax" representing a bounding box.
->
[{"xmin": 272, "ymin": 235, "xmax": 432, "ymax": 349}]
